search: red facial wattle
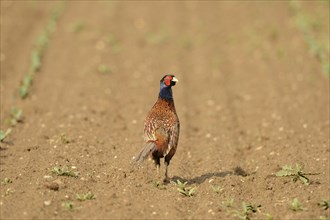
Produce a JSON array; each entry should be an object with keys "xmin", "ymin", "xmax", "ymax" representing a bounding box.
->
[{"xmin": 164, "ymin": 76, "xmax": 173, "ymax": 86}]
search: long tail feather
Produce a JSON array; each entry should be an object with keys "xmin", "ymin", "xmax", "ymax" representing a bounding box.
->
[{"xmin": 134, "ymin": 142, "xmax": 156, "ymax": 163}]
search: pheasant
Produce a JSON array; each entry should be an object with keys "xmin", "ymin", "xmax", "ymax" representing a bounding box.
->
[{"xmin": 134, "ymin": 74, "xmax": 180, "ymax": 182}]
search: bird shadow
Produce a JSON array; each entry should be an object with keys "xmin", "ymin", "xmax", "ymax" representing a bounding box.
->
[{"xmin": 171, "ymin": 166, "xmax": 249, "ymax": 185}]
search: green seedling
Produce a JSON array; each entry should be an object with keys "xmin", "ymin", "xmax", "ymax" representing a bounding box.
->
[
  {"xmin": 19, "ymin": 45, "xmax": 42, "ymax": 99},
  {"xmin": 290, "ymin": 198, "xmax": 306, "ymax": 211},
  {"xmin": 276, "ymin": 48, "xmax": 286, "ymax": 59},
  {"xmin": 289, "ymin": 1, "xmax": 329, "ymax": 76},
  {"xmin": 51, "ymin": 3, "xmax": 64, "ymax": 21},
  {"xmin": 37, "ymin": 31, "xmax": 49, "ymax": 50},
  {"xmin": 0, "ymin": 129, "xmax": 12, "ymax": 142},
  {"xmin": 51, "ymin": 166, "xmax": 79, "ymax": 177},
  {"xmin": 228, "ymin": 202, "xmax": 261, "ymax": 220},
  {"xmin": 264, "ymin": 213, "xmax": 273, "ymax": 220},
  {"xmin": 318, "ymin": 200, "xmax": 330, "ymax": 210},
  {"xmin": 222, "ymin": 198, "xmax": 235, "ymax": 208},
  {"xmin": 62, "ymin": 201, "xmax": 74, "ymax": 210},
  {"xmin": 31, "ymin": 49, "xmax": 42, "ymax": 72},
  {"xmin": 276, "ymin": 163, "xmax": 318, "ymax": 185},
  {"xmin": 105, "ymin": 34, "xmax": 118, "ymax": 45},
  {"xmin": 19, "ymin": 73, "xmax": 34, "ymax": 99},
  {"xmin": 46, "ymin": 19, "xmax": 57, "ymax": 33},
  {"xmin": 60, "ymin": 133, "xmax": 70, "ymax": 144},
  {"xmin": 9, "ymin": 107, "xmax": 23, "ymax": 126},
  {"xmin": 1, "ymin": 177, "xmax": 13, "ymax": 185},
  {"xmin": 69, "ymin": 21, "xmax": 86, "ymax": 33},
  {"xmin": 112, "ymin": 44, "xmax": 121, "ymax": 54},
  {"xmin": 211, "ymin": 185, "xmax": 223, "ymax": 194},
  {"xmin": 19, "ymin": 3, "xmax": 65, "ymax": 99},
  {"xmin": 76, "ymin": 192, "xmax": 96, "ymax": 201},
  {"xmin": 145, "ymin": 28, "xmax": 169, "ymax": 45},
  {"xmin": 176, "ymin": 179, "xmax": 196, "ymax": 197},
  {"xmin": 153, "ymin": 181, "xmax": 166, "ymax": 190},
  {"xmin": 97, "ymin": 64, "xmax": 111, "ymax": 74},
  {"xmin": 46, "ymin": 3, "xmax": 64, "ymax": 33},
  {"xmin": 105, "ymin": 34, "xmax": 122, "ymax": 53},
  {"xmin": 178, "ymin": 36, "xmax": 193, "ymax": 50},
  {"xmin": 211, "ymin": 56, "xmax": 223, "ymax": 70}
]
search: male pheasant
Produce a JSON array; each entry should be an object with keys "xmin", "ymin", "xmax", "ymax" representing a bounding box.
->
[{"xmin": 135, "ymin": 74, "xmax": 180, "ymax": 182}]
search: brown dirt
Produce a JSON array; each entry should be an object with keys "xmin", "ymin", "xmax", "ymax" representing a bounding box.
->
[{"xmin": 1, "ymin": 1, "xmax": 329, "ymax": 219}]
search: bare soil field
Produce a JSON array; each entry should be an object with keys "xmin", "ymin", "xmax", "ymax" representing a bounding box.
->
[{"xmin": 0, "ymin": 1, "xmax": 329, "ymax": 219}]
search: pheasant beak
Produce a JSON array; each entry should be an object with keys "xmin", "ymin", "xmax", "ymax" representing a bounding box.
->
[{"xmin": 172, "ymin": 77, "xmax": 179, "ymax": 83}]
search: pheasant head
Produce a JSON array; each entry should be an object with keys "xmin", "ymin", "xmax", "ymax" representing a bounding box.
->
[{"xmin": 159, "ymin": 75, "xmax": 178, "ymax": 100}]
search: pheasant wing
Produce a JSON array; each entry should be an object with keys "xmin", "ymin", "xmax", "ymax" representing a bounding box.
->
[{"xmin": 167, "ymin": 122, "xmax": 180, "ymax": 154}]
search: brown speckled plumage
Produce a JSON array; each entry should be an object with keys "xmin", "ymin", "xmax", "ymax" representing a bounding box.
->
[{"xmin": 134, "ymin": 75, "xmax": 180, "ymax": 182}]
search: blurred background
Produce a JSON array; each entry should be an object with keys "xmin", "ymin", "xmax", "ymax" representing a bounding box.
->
[{"xmin": 0, "ymin": 1, "xmax": 329, "ymax": 219}]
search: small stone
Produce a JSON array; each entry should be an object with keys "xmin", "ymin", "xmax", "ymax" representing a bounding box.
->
[
  {"xmin": 45, "ymin": 182, "xmax": 59, "ymax": 191},
  {"xmin": 44, "ymin": 200, "xmax": 51, "ymax": 206}
]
